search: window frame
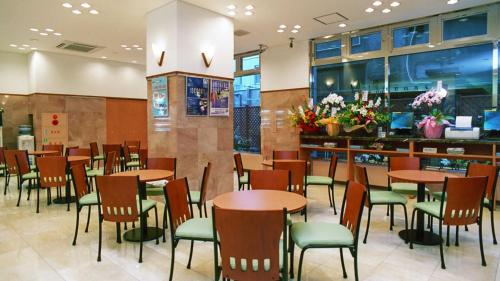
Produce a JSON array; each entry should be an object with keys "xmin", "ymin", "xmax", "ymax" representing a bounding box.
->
[
  {"xmin": 348, "ymin": 28, "xmax": 387, "ymax": 57},
  {"xmin": 440, "ymin": 7, "xmax": 491, "ymax": 44},
  {"xmin": 234, "ymin": 51, "xmax": 261, "ymax": 77}
]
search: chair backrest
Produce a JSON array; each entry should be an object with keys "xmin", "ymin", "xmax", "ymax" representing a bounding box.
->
[
  {"xmin": 353, "ymin": 165, "xmax": 371, "ymax": 206},
  {"xmin": 96, "ymin": 175, "xmax": 140, "ymax": 223},
  {"xmin": 123, "ymin": 145, "xmax": 132, "ymax": 163},
  {"xmin": 67, "ymin": 148, "xmax": 91, "ymax": 167},
  {"xmin": 272, "ymin": 150, "xmax": 299, "ymax": 160},
  {"xmin": 441, "ymin": 176, "xmax": 488, "ymax": 226},
  {"xmin": 273, "ymin": 160, "xmax": 306, "ymax": 196},
  {"xmin": 65, "ymin": 146, "xmax": 79, "ymax": 157},
  {"xmin": 163, "ymin": 178, "xmax": 193, "ymax": 234},
  {"xmin": 467, "ymin": 163, "xmax": 499, "ymax": 202},
  {"xmin": 43, "ymin": 144, "xmax": 63, "ymax": 156},
  {"xmin": 249, "ymin": 169, "xmax": 289, "ymax": 191},
  {"xmin": 198, "ymin": 162, "xmax": 212, "ymax": 205},
  {"xmin": 14, "ymin": 150, "xmax": 31, "ymax": 176},
  {"xmin": 103, "ymin": 144, "xmax": 122, "ymax": 169},
  {"xmin": 138, "ymin": 148, "xmax": 148, "ymax": 169},
  {"xmin": 147, "ymin": 157, "xmax": 176, "ymax": 180},
  {"xmin": 340, "ymin": 181, "xmax": 367, "ymax": 245},
  {"xmin": 35, "ymin": 156, "xmax": 68, "ymax": 188},
  {"xmin": 0, "ymin": 147, "xmax": 6, "ymax": 165},
  {"xmin": 89, "ymin": 142, "xmax": 99, "ymax": 157},
  {"xmin": 5, "ymin": 150, "xmax": 25, "ymax": 175},
  {"xmin": 104, "ymin": 151, "xmax": 116, "ymax": 175},
  {"xmin": 213, "ymin": 207, "xmax": 286, "ymax": 281},
  {"xmin": 124, "ymin": 140, "xmax": 140, "ymax": 154},
  {"xmin": 327, "ymin": 154, "xmax": 339, "ymax": 179},
  {"xmin": 71, "ymin": 163, "xmax": 90, "ymax": 201},
  {"xmin": 234, "ymin": 153, "xmax": 244, "ymax": 178}
]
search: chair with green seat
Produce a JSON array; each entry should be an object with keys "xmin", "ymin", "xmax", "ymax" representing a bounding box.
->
[
  {"xmin": 4, "ymin": 150, "xmax": 35, "ymax": 197},
  {"xmin": 34, "ymin": 156, "xmax": 69, "ymax": 213},
  {"xmin": 353, "ymin": 165, "xmax": 408, "ymax": 243},
  {"xmin": 124, "ymin": 145, "xmax": 140, "ymax": 170},
  {"xmin": 164, "ymin": 177, "xmax": 214, "ymax": 281},
  {"xmin": 0, "ymin": 147, "xmax": 6, "ymax": 180},
  {"xmin": 90, "ymin": 142, "xmax": 104, "ymax": 169},
  {"xmin": 189, "ymin": 162, "xmax": 212, "ymax": 218},
  {"xmin": 102, "ymin": 144, "xmax": 123, "ymax": 173},
  {"xmin": 305, "ymin": 154, "xmax": 339, "ymax": 214},
  {"xmin": 124, "ymin": 140, "xmax": 140, "ymax": 160},
  {"xmin": 11, "ymin": 150, "xmax": 38, "ymax": 207},
  {"xmin": 213, "ymin": 206, "xmax": 288, "ymax": 281},
  {"xmin": 87, "ymin": 150, "xmax": 116, "ymax": 179},
  {"xmin": 71, "ymin": 163, "xmax": 99, "ymax": 245},
  {"xmin": 234, "ymin": 153, "xmax": 248, "ymax": 190},
  {"xmin": 389, "ymin": 157, "xmax": 430, "ymax": 197},
  {"xmin": 273, "ymin": 150, "xmax": 299, "ymax": 160},
  {"xmin": 409, "ymin": 176, "xmax": 488, "ymax": 269},
  {"xmin": 96, "ymin": 175, "xmax": 159, "ymax": 263},
  {"xmin": 274, "ymin": 160, "xmax": 308, "ymax": 222},
  {"xmin": 42, "ymin": 144, "xmax": 64, "ymax": 156},
  {"xmin": 290, "ymin": 180, "xmax": 367, "ymax": 281}
]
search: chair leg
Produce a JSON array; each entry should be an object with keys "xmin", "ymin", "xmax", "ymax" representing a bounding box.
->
[
  {"xmin": 446, "ymin": 225, "xmax": 450, "ymax": 247},
  {"xmin": 402, "ymin": 205, "xmax": 409, "ymax": 244},
  {"xmin": 27, "ymin": 181, "xmax": 31, "ymax": 201},
  {"xmin": 187, "ymin": 240, "xmax": 194, "ymax": 269},
  {"xmin": 339, "ymin": 248, "xmax": 347, "ymax": 278},
  {"xmin": 163, "ymin": 206, "xmax": 167, "ymax": 243},
  {"xmin": 465, "ymin": 225, "xmax": 469, "ymax": 232},
  {"xmin": 198, "ymin": 205, "xmax": 202, "ymax": 218},
  {"xmin": 297, "ymin": 249, "xmax": 306, "ymax": 281},
  {"xmin": 353, "ymin": 250, "xmax": 359, "ymax": 281},
  {"xmin": 139, "ymin": 218, "xmax": 143, "ymax": 263},
  {"xmin": 66, "ymin": 183, "xmax": 70, "ymax": 212},
  {"xmin": 72, "ymin": 206, "xmax": 81, "ymax": 245},
  {"xmin": 97, "ymin": 215, "xmax": 103, "ymax": 262},
  {"xmin": 386, "ymin": 205, "xmax": 389, "ymax": 216},
  {"xmin": 116, "ymin": 223, "xmax": 122, "ymax": 243},
  {"xmin": 331, "ymin": 185, "xmax": 337, "ymax": 215},
  {"xmin": 455, "ymin": 225, "xmax": 459, "ymax": 247},
  {"xmin": 85, "ymin": 205, "xmax": 92, "ymax": 233},
  {"xmin": 479, "ymin": 219, "xmax": 486, "ymax": 266},
  {"xmin": 16, "ymin": 180, "xmax": 22, "ymax": 207},
  {"xmin": 363, "ymin": 207, "xmax": 372, "ymax": 244},
  {"xmin": 169, "ymin": 242, "xmax": 176, "ymax": 281},
  {"xmin": 289, "ymin": 239, "xmax": 295, "ymax": 279},
  {"xmin": 3, "ymin": 173, "xmax": 8, "ymax": 195},
  {"xmin": 154, "ymin": 206, "xmax": 159, "ymax": 245},
  {"xmin": 304, "ymin": 206, "xmax": 307, "ymax": 222},
  {"xmin": 204, "ymin": 203, "xmax": 208, "ymax": 218},
  {"xmin": 439, "ymin": 221, "xmax": 446, "ymax": 269},
  {"xmin": 36, "ymin": 187, "xmax": 40, "ymax": 213},
  {"xmin": 491, "ymin": 208, "xmax": 497, "ymax": 245},
  {"xmin": 390, "ymin": 205, "xmax": 394, "ymax": 230},
  {"xmin": 409, "ymin": 209, "xmax": 417, "ymax": 249},
  {"xmin": 327, "ymin": 184, "xmax": 333, "ymax": 207}
]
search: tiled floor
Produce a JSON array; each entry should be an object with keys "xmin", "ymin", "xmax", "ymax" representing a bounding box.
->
[{"xmin": 0, "ymin": 174, "xmax": 499, "ymax": 281}]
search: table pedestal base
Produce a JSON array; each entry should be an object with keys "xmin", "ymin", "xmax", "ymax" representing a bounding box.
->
[
  {"xmin": 399, "ymin": 229, "xmax": 442, "ymax": 245},
  {"xmin": 53, "ymin": 196, "xmax": 76, "ymax": 204},
  {"xmin": 123, "ymin": 227, "xmax": 163, "ymax": 242}
]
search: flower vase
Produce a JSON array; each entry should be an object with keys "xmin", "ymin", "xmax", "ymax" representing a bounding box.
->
[
  {"xmin": 423, "ymin": 123, "xmax": 444, "ymax": 139},
  {"xmin": 300, "ymin": 125, "xmax": 321, "ymax": 134},
  {"xmin": 326, "ymin": 123, "xmax": 340, "ymax": 137}
]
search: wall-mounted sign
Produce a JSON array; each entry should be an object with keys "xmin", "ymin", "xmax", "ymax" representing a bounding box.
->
[
  {"xmin": 152, "ymin": 76, "xmax": 168, "ymax": 118},
  {"xmin": 209, "ymin": 79, "xmax": 230, "ymax": 117},
  {"xmin": 41, "ymin": 113, "xmax": 68, "ymax": 146},
  {"xmin": 186, "ymin": 76, "xmax": 209, "ymax": 116}
]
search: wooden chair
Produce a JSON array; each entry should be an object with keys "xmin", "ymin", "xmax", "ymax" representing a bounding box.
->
[
  {"xmin": 0, "ymin": 147, "xmax": 6, "ymax": 180},
  {"xmin": 124, "ymin": 140, "xmax": 140, "ymax": 160},
  {"xmin": 96, "ymin": 175, "xmax": 159, "ymax": 263},
  {"xmin": 87, "ymin": 150, "xmax": 116, "ymax": 180},
  {"xmin": 35, "ymin": 156, "xmax": 69, "ymax": 213},
  {"xmin": 274, "ymin": 160, "xmax": 308, "ymax": 221},
  {"xmin": 71, "ymin": 163, "xmax": 99, "ymax": 245},
  {"xmin": 42, "ymin": 144, "xmax": 64, "ymax": 156},
  {"xmin": 124, "ymin": 145, "xmax": 140, "ymax": 170},
  {"xmin": 234, "ymin": 153, "xmax": 248, "ymax": 191},
  {"xmin": 306, "ymin": 154, "xmax": 339, "ymax": 214},
  {"xmin": 410, "ymin": 176, "xmax": 488, "ymax": 269},
  {"xmin": 138, "ymin": 148, "xmax": 148, "ymax": 170},
  {"xmin": 273, "ymin": 150, "xmax": 299, "ymax": 160},
  {"xmin": 90, "ymin": 142, "xmax": 104, "ymax": 168},
  {"xmin": 353, "ymin": 165, "xmax": 408, "ymax": 244},
  {"xmin": 249, "ymin": 169, "xmax": 289, "ymax": 191},
  {"xmin": 68, "ymin": 148, "xmax": 91, "ymax": 167},
  {"xmin": 11, "ymin": 150, "xmax": 37, "ymax": 206},
  {"xmin": 290, "ymin": 181, "xmax": 367, "ymax": 281},
  {"xmin": 163, "ymin": 177, "xmax": 214, "ymax": 281},
  {"xmin": 213, "ymin": 207, "xmax": 288, "ymax": 281},
  {"xmin": 189, "ymin": 162, "xmax": 212, "ymax": 218},
  {"xmin": 102, "ymin": 144, "xmax": 122, "ymax": 172},
  {"xmin": 65, "ymin": 146, "xmax": 79, "ymax": 157},
  {"xmin": 388, "ymin": 157, "xmax": 429, "ymax": 196}
]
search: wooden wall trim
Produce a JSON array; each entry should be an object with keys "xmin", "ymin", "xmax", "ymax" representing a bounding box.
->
[
  {"xmin": 261, "ymin": 87, "xmax": 310, "ymax": 94},
  {"xmin": 0, "ymin": 92, "xmax": 147, "ymax": 101},
  {"xmin": 146, "ymin": 71, "xmax": 234, "ymax": 81}
]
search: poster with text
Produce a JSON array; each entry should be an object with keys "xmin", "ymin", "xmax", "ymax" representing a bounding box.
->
[
  {"xmin": 186, "ymin": 76, "xmax": 209, "ymax": 116},
  {"xmin": 152, "ymin": 76, "xmax": 168, "ymax": 118},
  {"xmin": 209, "ymin": 79, "xmax": 230, "ymax": 117},
  {"xmin": 41, "ymin": 113, "xmax": 68, "ymax": 146}
]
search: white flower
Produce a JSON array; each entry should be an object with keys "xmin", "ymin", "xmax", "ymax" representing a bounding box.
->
[
  {"xmin": 298, "ymin": 106, "xmax": 305, "ymax": 118},
  {"xmin": 315, "ymin": 107, "xmax": 320, "ymax": 115},
  {"xmin": 368, "ymin": 100, "xmax": 374, "ymax": 108},
  {"xmin": 354, "ymin": 93, "xmax": 359, "ymax": 101},
  {"xmin": 331, "ymin": 108, "xmax": 337, "ymax": 117},
  {"xmin": 308, "ymin": 98, "xmax": 314, "ymax": 110},
  {"xmin": 359, "ymin": 107, "xmax": 368, "ymax": 117},
  {"xmin": 375, "ymin": 97, "xmax": 382, "ymax": 107}
]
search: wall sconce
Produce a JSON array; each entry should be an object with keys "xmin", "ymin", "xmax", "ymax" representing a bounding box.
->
[
  {"xmin": 201, "ymin": 47, "xmax": 214, "ymax": 68},
  {"xmin": 152, "ymin": 43, "xmax": 165, "ymax": 66}
]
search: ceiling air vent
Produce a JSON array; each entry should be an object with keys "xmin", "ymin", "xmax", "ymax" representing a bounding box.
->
[
  {"xmin": 234, "ymin": 29, "xmax": 250, "ymax": 37},
  {"xmin": 314, "ymin": 12, "xmax": 348, "ymax": 25},
  {"xmin": 56, "ymin": 41, "xmax": 101, "ymax": 53}
]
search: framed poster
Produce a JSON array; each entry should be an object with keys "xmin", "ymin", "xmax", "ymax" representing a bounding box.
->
[
  {"xmin": 41, "ymin": 113, "xmax": 68, "ymax": 146},
  {"xmin": 152, "ymin": 76, "xmax": 168, "ymax": 118},
  {"xmin": 186, "ymin": 76, "xmax": 209, "ymax": 116},
  {"xmin": 209, "ymin": 79, "xmax": 230, "ymax": 117}
]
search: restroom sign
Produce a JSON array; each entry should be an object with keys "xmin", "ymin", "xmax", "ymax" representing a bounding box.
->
[{"xmin": 41, "ymin": 113, "xmax": 68, "ymax": 146}]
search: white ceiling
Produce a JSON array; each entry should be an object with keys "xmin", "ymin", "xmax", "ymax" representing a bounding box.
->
[{"xmin": 0, "ymin": 0, "xmax": 497, "ymax": 65}]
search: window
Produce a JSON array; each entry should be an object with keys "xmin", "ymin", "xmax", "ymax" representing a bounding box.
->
[
  {"xmin": 443, "ymin": 13, "xmax": 487, "ymax": 41},
  {"xmin": 315, "ymin": 39, "xmax": 341, "ymax": 59},
  {"xmin": 241, "ymin": 54, "xmax": 260, "ymax": 71},
  {"xmin": 393, "ymin": 24, "xmax": 429, "ymax": 48},
  {"xmin": 351, "ymin": 32, "xmax": 382, "ymax": 54}
]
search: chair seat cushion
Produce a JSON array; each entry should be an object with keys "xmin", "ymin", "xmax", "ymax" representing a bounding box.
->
[
  {"xmin": 0, "ymin": 163, "xmax": 6, "ymax": 169},
  {"xmin": 190, "ymin": 191, "xmax": 200, "ymax": 204},
  {"xmin": 239, "ymin": 171, "xmax": 248, "ymax": 184},
  {"xmin": 93, "ymin": 155, "xmax": 104, "ymax": 161},
  {"xmin": 79, "ymin": 192, "xmax": 99, "ymax": 205},
  {"xmin": 433, "ymin": 191, "xmax": 490, "ymax": 206},
  {"xmin": 30, "ymin": 164, "xmax": 37, "ymax": 171},
  {"xmin": 291, "ymin": 222, "xmax": 353, "ymax": 249},
  {"xmin": 414, "ymin": 201, "xmax": 444, "ymax": 218},
  {"xmin": 175, "ymin": 218, "xmax": 213, "ymax": 240},
  {"xmin": 229, "ymin": 240, "xmax": 285, "ymax": 271},
  {"xmin": 126, "ymin": 161, "xmax": 140, "ymax": 167},
  {"xmin": 22, "ymin": 171, "xmax": 38, "ymax": 180},
  {"xmin": 390, "ymin": 182, "xmax": 430, "ymax": 195},
  {"xmin": 86, "ymin": 168, "xmax": 104, "ymax": 177},
  {"xmin": 370, "ymin": 190, "xmax": 407, "ymax": 205},
  {"xmin": 139, "ymin": 199, "xmax": 156, "ymax": 213},
  {"xmin": 306, "ymin": 176, "xmax": 333, "ymax": 186},
  {"xmin": 131, "ymin": 153, "xmax": 139, "ymax": 160},
  {"xmin": 145, "ymin": 181, "xmax": 167, "ymax": 196}
]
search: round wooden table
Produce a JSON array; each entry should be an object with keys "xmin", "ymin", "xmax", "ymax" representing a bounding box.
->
[
  {"xmin": 67, "ymin": 156, "xmax": 91, "ymax": 163},
  {"xmin": 387, "ymin": 169, "xmax": 457, "ymax": 245},
  {"xmin": 28, "ymin": 150, "xmax": 58, "ymax": 156},
  {"xmin": 213, "ymin": 190, "xmax": 307, "ymax": 212},
  {"xmin": 112, "ymin": 169, "xmax": 173, "ymax": 242}
]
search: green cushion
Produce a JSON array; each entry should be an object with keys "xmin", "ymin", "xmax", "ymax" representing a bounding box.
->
[
  {"xmin": 126, "ymin": 161, "xmax": 140, "ymax": 167},
  {"xmin": 414, "ymin": 201, "xmax": 443, "ymax": 218},
  {"xmin": 239, "ymin": 172, "xmax": 248, "ymax": 184},
  {"xmin": 175, "ymin": 218, "xmax": 213, "ymax": 240},
  {"xmin": 131, "ymin": 153, "xmax": 139, "ymax": 160},
  {"xmin": 433, "ymin": 191, "xmax": 490, "ymax": 206},
  {"xmin": 190, "ymin": 191, "xmax": 201, "ymax": 204},
  {"xmin": 306, "ymin": 176, "xmax": 333, "ymax": 186},
  {"xmin": 30, "ymin": 164, "xmax": 37, "ymax": 171},
  {"xmin": 370, "ymin": 190, "xmax": 407, "ymax": 205},
  {"xmin": 93, "ymin": 155, "xmax": 104, "ymax": 161},
  {"xmin": 0, "ymin": 163, "xmax": 6, "ymax": 169},
  {"xmin": 145, "ymin": 183, "xmax": 165, "ymax": 196},
  {"xmin": 291, "ymin": 222, "xmax": 353, "ymax": 249},
  {"xmin": 79, "ymin": 192, "xmax": 98, "ymax": 205},
  {"xmin": 390, "ymin": 182, "xmax": 428, "ymax": 195},
  {"xmin": 228, "ymin": 240, "xmax": 285, "ymax": 271},
  {"xmin": 22, "ymin": 171, "xmax": 38, "ymax": 180},
  {"xmin": 139, "ymin": 199, "xmax": 156, "ymax": 213},
  {"xmin": 86, "ymin": 168, "xmax": 104, "ymax": 177}
]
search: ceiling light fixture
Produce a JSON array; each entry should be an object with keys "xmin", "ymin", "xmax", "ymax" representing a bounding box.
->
[
  {"xmin": 132, "ymin": 60, "xmax": 137, "ymax": 64},
  {"xmin": 227, "ymin": 4, "xmax": 236, "ymax": 10},
  {"xmin": 18, "ymin": 47, "xmax": 25, "ymax": 50},
  {"xmin": 121, "ymin": 44, "xmax": 127, "ymax": 48},
  {"xmin": 277, "ymin": 29, "xmax": 284, "ymax": 33},
  {"xmin": 137, "ymin": 47, "xmax": 143, "ymax": 50},
  {"xmin": 365, "ymin": 7, "xmax": 374, "ymax": 13},
  {"xmin": 244, "ymin": 11, "xmax": 253, "ymax": 16},
  {"xmin": 245, "ymin": 5, "xmax": 254, "ymax": 10},
  {"xmin": 125, "ymin": 47, "xmax": 131, "ymax": 51},
  {"xmin": 291, "ymin": 29, "xmax": 298, "ymax": 33},
  {"xmin": 72, "ymin": 9, "xmax": 82, "ymax": 14},
  {"xmin": 31, "ymin": 47, "xmax": 37, "ymax": 50},
  {"xmin": 101, "ymin": 56, "xmax": 107, "ymax": 59},
  {"xmin": 62, "ymin": 3, "xmax": 72, "ymax": 8},
  {"xmin": 53, "ymin": 32, "xmax": 62, "ymax": 36},
  {"xmin": 227, "ymin": 10, "xmax": 236, "ymax": 16},
  {"xmin": 390, "ymin": 1, "xmax": 400, "ymax": 7},
  {"xmin": 81, "ymin": 3, "xmax": 91, "ymax": 8},
  {"xmin": 373, "ymin": 1, "xmax": 382, "ymax": 6},
  {"xmin": 338, "ymin": 23, "xmax": 347, "ymax": 28},
  {"xmin": 45, "ymin": 28, "xmax": 54, "ymax": 32},
  {"xmin": 89, "ymin": 9, "xmax": 99, "ymax": 15},
  {"xmin": 294, "ymin": 25, "xmax": 302, "ymax": 29},
  {"xmin": 323, "ymin": 35, "xmax": 333, "ymax": 39},
  {"xmin": 9, "ymin": 44, "xmax": 17, "ymax": 47},
  {"xmin": 22, "ymin": 44, "xmax": 30, "ymax": 47},
  {"xmin": 447, "ymin": 0, "xmax": 458, "ymax": 4},
  {"xmin": 39, "ymin": 32, "xmax": 48, "ymax": 36},
  {"xmin": 29, "ymin": 28, "xmax": 39, "ymax": 32},
  {"xmin": 132, "ymin": 45, "xmax": 139, "ymax": 48},
  {"xmin": 382, "ymin": 8, "xmax": 391, "ymax": 13},
  {"xmin": 279, "ymin": 24, "xmax": 287, "ymax": 29}
]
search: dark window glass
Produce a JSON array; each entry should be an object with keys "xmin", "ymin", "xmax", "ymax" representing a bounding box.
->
[
  {"xmin": 351, "ymin": 32, "xmax": 382, "ymax": 54},
  {"xmin": 233, "ymin": 74, "xmax": 261, "ymax": 153},
  {"xmin": 443, "ymin": 13, "xmax": 487, "ymax": 41},
  {"xmin": 241, "ymin": 55, "xmax": 260, "ymax": 71},
  {"xmin": 315, "ymin": 39, "xmax": 341, "ymax": 59},
  {"xmin": 393, "ymin": 24, "xmax": 429, "ymax": 48}
]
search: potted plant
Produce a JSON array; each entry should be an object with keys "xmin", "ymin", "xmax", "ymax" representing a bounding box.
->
[
  {"xmin": 338, "ymin": 91, "xmax": 389, "ymax": 136},
  {"xmin": 412, "ymin": 88, "xmax": 451, "ymax": 139},
  {"xmin": 288, "ymin": 97, "xmax": 325, "ymax": 134},
  {"xmin": 317, "ymin": 93, "xmax": 345, "ymax": 137}
]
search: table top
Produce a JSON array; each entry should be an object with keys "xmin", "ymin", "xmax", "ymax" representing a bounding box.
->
[
  {"xmin": 387, "ymin": 170, "xmax": 457, "ymax": 184},
  {"xmin": 213, "ymin": 190, "xmax": 307, "ymax": 212},
  {"xmin": 112, "ymin": 169, "xmax": 173, "ymax": 182},
  {"xmin": 67, "ymin": 156, "xmax": 91, "ymax": 163},
  {"xmin": 28, "ymin": 150, "xmax": 58, "ymax": 156},
  {"xmin": 261, "ymin": 159, "xmax": 308, "ymax": 167}
]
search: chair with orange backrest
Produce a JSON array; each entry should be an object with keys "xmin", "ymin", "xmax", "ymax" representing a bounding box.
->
[
  {"xmin": 34, "ymin": 156, "xmax": 69, "ymax": 213},
  {"xmin": 353, "ymin": 165, "xmax": 408, "ymax": 244},
  {"xmin": 10, "ymin": 150, "xmax": 38, "ymax": 206},
  {"xmin": 96, "ymin": 175, "xmax": 159, "ymax": 263},
  {"xmin": 0, "ymin": 147, "xmax": 6, "ymax": 179},
  {"xmin": 71, "ymin": 163, "xmax": 99, "ymax": 245},
  {"xmin": 90, "ymin": 142, "xmax": 104, "ymax": 169},
  {"xmin": 306, "ymin": 154, "xmax": 339, "ymax": 214},
  {"xmin": 274, "ymin": 160, "xmax": 308, "ymax": 221},
  {"xmin": 189, "ymin": 162, "xmax": 212, "ymax": 218},
  {"xmin": 273, "ymin": 150, "xmax": 299, "ymax": 160},
  {"xmin": 124, "ymin": 140, "xmax": 140, "ymax": 161},
  {"xmin": 65, "ymin": 146, "xmax": 79, "ymax": 157},
  {"xmin": 290, "ymin": 180, "xmax": 367, "ymax": 281},
  {"xmin": 67, "ymin": 148, "xmax": 92, "ymax": 167},
  {"xmin": 249, "ymin": 169, "xmax": 290, "ymax": 191},
  {"xmin": 234, "ymin": 153, "xmax": 248, "ymax": 191},
  {"xmin": 138, "ymin": 148, "xmax": 148, "ymax": 170},
  {"xmin": 213, "ymin": 207, "xmax": 288, "ymax": 281},
  {"xmin": 42, "ymin": 144, "xmax": 64, "ymax": 156},
  {"xmin": 163, "ymin": 177, "xmax": 214, "ymax": 281},
  {"xmin": 410, "ymin": 176, "xmax": 489, "ymax": 269},
  {"xmin": 102, "ymin": 144, "xmax": 123, "ymax": 172}
]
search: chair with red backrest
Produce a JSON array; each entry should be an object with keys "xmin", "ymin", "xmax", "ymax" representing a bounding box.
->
[
  {"xmin": 34, "ymin": 156, "xmax": 69, "ymax": 213},
  {"xmin": 273, "ymin": 150, "xmax": 299, "ymax": 160},
  {"xmin": 213, "ymin": 207, "xmax": 288, "ymax": 281},
  {"xmin": 90, "ymin": 142, "xmax": 104, "ymax": 168},
  {"xmin": 65, "ymin": 146, "xmax": 79, "ymax": 157},
  {"xmin": 10, "ymin": 150, "xmax": 37, "ymax": 206},
  {"xmin": 274, "ymin": 160, "xmax": 308, "ymax": 221},
  {"xmin": 124, "ymin": 140, "xmax": 140, "ymax": 161},
  {"xmin": 102, "ymin": 144, "xmax": 123, "ymax": 172},
  {"xmin": 163, "ymin": 177, "xmax": 214, "ymax": 281},
  {"xmin": 138, "ymin": 148, "xmax": 148, "ymax": 170},
  {"xmin": 290, "ymin": 180, "xmax": 367, "ymax": 281},
  {"xmin": 306, "ymin": 154, "xmax": 339, "ymax": 214},
  {"xmin": 95, "ymin": 175, "xmax": 159, "ymax": 263},
  {"xmin": 189, "ymin": 162, "xmax": 212, "ymax": 218},
  {"xmin": 68, "ymin": 148, "xmax": 92, "ymax": 167},
  {"xmin": 71, "ymin": 163, "xmax": 99, "ymax": 245},
  {"xmin": 249, "ymin": 169, "xmax": 290, "ymax": 191},
  {"xmin": 42, "ymin": 144, "xmax": 64, "ymax": 156},
  {"xmin": 0, "ymin": 147, "xmax": 6, "ymax": 179},
  {"xmin": 410, "ymin": 176, "xmax": 489, "ymax": 269},
  {"xmin": 234, "ymin": 153, "xmax": 248, "ymax": 191}
]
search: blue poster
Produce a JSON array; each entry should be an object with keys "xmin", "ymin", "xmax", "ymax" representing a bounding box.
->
[
  {"xmin": 186, "ymin": 76, "xmax": 209, "ymax": 116},
  {"xmin": 152, "ymin": 76, "xmax": 168, "ymax": 118}
]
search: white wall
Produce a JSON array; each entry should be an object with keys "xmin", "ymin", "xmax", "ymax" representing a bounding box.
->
[
  {"xmin": 261, "ymin": 40, "xmax": 310, "ymax": 92},
  {"xmin": 0, "ymin": 51, "xmax": 29, "ymax": 94}
]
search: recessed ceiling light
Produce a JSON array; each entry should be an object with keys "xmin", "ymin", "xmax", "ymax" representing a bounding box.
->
[
  {"xmin": 62, "ymin": 3, "xmax": 72, "ymax": 8},
  {"xmin": 291, "ymin": 29, "xmax": 298, "ymax": 33},
  {"xmin": 53, "ymin": 32, "xmax": 62, "ymax": 36},
  {"xmin": 22, "ymin": 44, "xmax": 30, "ymax": 47},
  {"xmin": 244, "ymin": 11, "xmax": 253, "ymax": 16},
  {"xmin": 101, "ymin": 56, "xmax": 107, "ymax": 59},
  {"xmin": 390, "ymin": 1, "xmax": 400, "ymax": 7},
  {"xmin": 45, "ymin": 28, "xmax": 54, "ymax": 32},
  {"xmin": 125, "ymin": 47, "xmax": 131, "ymax": 51},
  {"xmin": 81, "ymin": 2, "xmax": 91, "ymax": 8},
  {"xmin": 132, "ymin": 60, "xmax": 137, "ymax": 63},
  {"xmin": 18, "ymin": 47, "xmax": 25, "ymax": 50},
  {"xmin": 137, "ymin": 47, "xmax": 143, "ymax": 50},
  {"xmin": 447, "ymin": 0, "xmax": 458, "ymax": 4},
  {"xmin": 39, "ymin": 32, "xmax": 48, "ymax": 36},
  {"xmin": 227, "ymin": 10, "xmax": 236, "ymax": 16},
  {"xmin": 245, "ymin": 5, "xmax": 254, "ymax": 10},
  {"xmin": 279, "ymin": 24, "xmax": 287, "ymax": 29},
  {"xmin": 373, "ymin": 1, "xmax": 382, "ymax": 6},
  {"xmin": 365, "ymin": 7, "xmax": 374, "ymax": 13},
  {"xmin": 277, "ymin": 29, "xmax": 284, "ymax": 33},
  {"xmin": 132, "ymin": 44, "xmax": 139, "ymax": 48},
  {"xmin": 358, "ymin": 55, "xmax": 364, "ymax": 58},
  {"xmin": 227, "ymin": 4, "xmax": 236, "ymax": 10},
  {"xmin": 29, "ymin": 28, "xmax": 39, "ymax": 32},
  {"xmin": 323, "ymin": 35, "xmax": 333, "ymax": 39},
  {"xmin": 72, "ymin": 9, "xmax": 82, "ymax": 14},
  {"xmin": 338, "ymin": 23, "xmax": 347, "ymax": 28},
  {"xmin": 9, "ymin": 44, "xmax": 17, "ymax": 47},
  {"xmin": 89, "ymin": 9, "xmax": 99, "ymax": 14},
  {"xmin": 31, "ymin": 47, "xmax": 37, "ymax": 50},
  {"xmin": 428, "ymin": 44, "xmax": 435, "ymax": 48},
  {"xmin": 294, "ymin": 25, "xmax": 302, "ymax": 29},
  {"xmin": 121, "ymin": 44, "xmax": 127, "ymax": 48},
  {"xmin": 382, "ymin": 8, "xmax": 391, "ymax": 13}
]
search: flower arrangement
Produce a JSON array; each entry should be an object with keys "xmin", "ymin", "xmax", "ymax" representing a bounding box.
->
[
  {"xmin": 321, "ymin": 93, "xmax": 346, "ymax": 117},
  {"xmin": 412, "ymin": 88, "xmax": 451, "ymax": 138},
  {"xmin": 288, "ymin": 97, "xmax": 326, "ymax": 133},
  {"xmin": 338, "ymin": 91, "xmax": 389, "ymax": 133}
]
